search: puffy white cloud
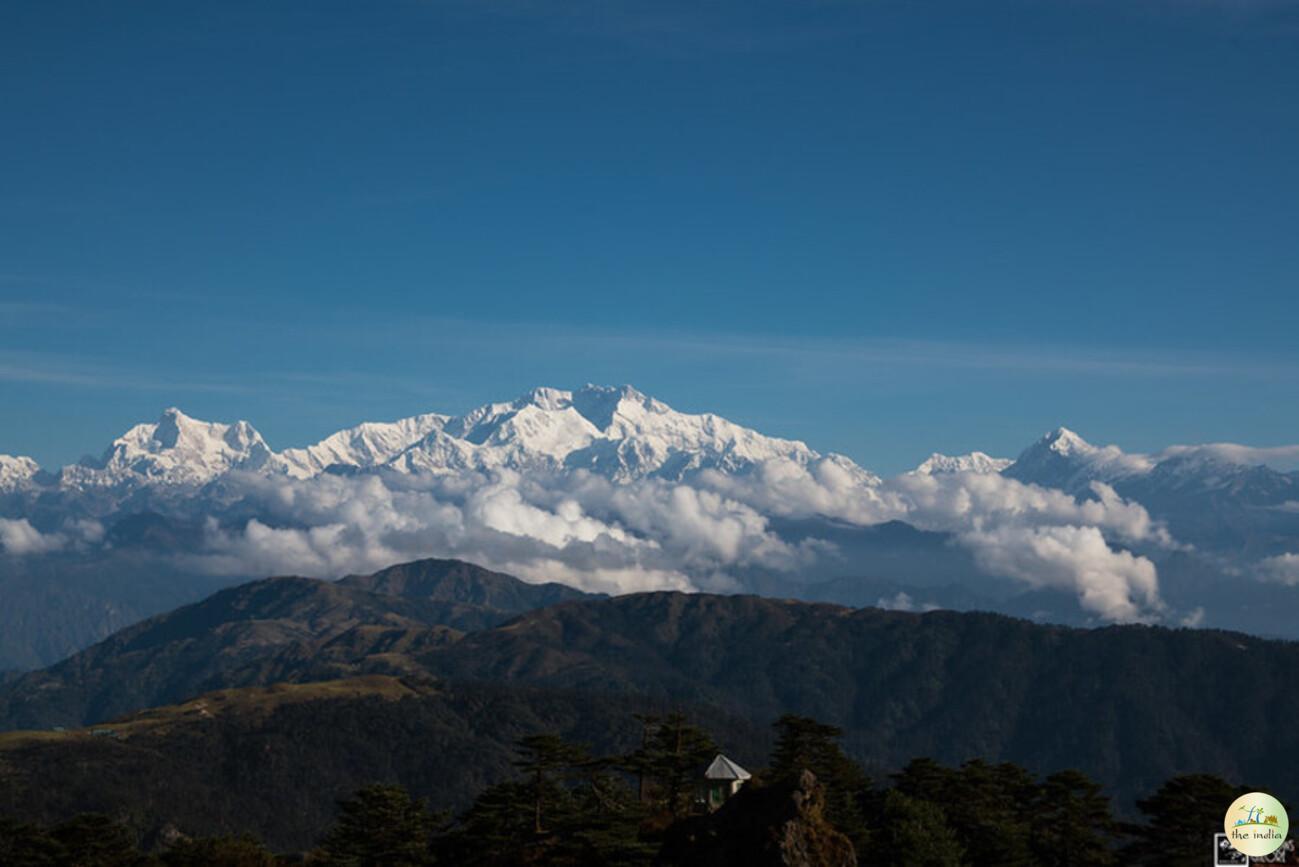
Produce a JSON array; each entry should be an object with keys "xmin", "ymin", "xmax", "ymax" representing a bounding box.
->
[
  {"xmin": 1258, "ymin": 553, "xmax": 1299, "ymax": 586},
  {"xmin": 179, "ymin": 468, "xmax": 803, "ymax": 596},
  {"xmin": 0, "ymin": 518, "xmax": 65, "ymax": 555},
  {"xmin": 962, "ymin": 525, "xmax": 1162, "ymax": 623},
  {"xmin": 159, "ymin": 453, "xmax": 1176, "ymax": 622},
  {"xmin": 696, "ymin": 461, "xmax": 1172, "ymax": 621}
]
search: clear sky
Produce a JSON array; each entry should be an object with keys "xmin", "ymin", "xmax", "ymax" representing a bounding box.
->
[{"xmin": 2, "ymin": 0, "xmax": 1297, "ymax": 475}]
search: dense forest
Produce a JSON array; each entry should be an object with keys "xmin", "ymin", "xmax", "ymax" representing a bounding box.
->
[{"xmin": 0, "ymin": 708, "xmax": 1274, "ymax": 865}]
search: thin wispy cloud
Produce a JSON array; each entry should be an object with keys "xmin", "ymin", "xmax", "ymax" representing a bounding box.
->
[
  {"xmin": 378, "ymin": 315, "xmax": 1299, "ymax": 381},
  {"xmin": 0, "ymin": 352, "xmax": 253, "ymax": 395}
]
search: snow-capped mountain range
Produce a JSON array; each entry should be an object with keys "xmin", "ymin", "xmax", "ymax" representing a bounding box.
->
[
  {"xmin": 0, "ymin": 385, "xmax": 872, "ymax": 496},
  {"xmin": 3, "ymin": 391, "xmax": 1297, "ymax": 524}
]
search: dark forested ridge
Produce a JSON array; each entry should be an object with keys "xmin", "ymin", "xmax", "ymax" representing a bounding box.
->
[
  {"xmin": 0, "ymin": 558, "xmax": 597, "ymax": 730},
  {"xmin": 0, "ymin": 558, "xmax": 1296, "ymax": 848},
  {"xmin": 424, "ymin": 592, "xmax": 1299, "ymax": 808},
  {"xmin": 0, "ymin": 691, "xmax": 1273, "ymax": 865},
  {"xmin": 339, "ymin": 557, "xmax": 596, "ymax": 610},
  {"xmin": 0, "ymin": 676, "xmax": 768, "ymax": 851}
]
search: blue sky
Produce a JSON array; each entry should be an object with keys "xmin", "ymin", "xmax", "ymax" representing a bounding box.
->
[{"xmin": 2, "ymin": 0, "xmax": 1297, "ymax": 474}]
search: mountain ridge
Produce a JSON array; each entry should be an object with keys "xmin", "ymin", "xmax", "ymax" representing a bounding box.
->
[
  {"xmin": 1, "ymin": 559, "xmax": 1296, "ymax": 815},
  {"xmin": 0, "ymin": 558, "xmax": 598, "ymax": 730},
  {"xmin": 14, "ymin": 385, "xmax": 859, "ymax": 493}
]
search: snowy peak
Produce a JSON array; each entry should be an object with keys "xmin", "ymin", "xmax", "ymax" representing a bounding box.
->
[
  {"xmin": 63, "ymin": 408, "xmax": 274, "ymax": 489},
  {"xmin": 570, "ymin": 384, "xmax": 652, "ymax": 432},
  {"xmin": 1043, "ymin": 427, "xmax": 1093, "ymax": 456},
  {"xmin": 913, "ymin": 452, "xmax": 1013, "ymax": 475},
  {"xmin": 390, "ymin": 384, "xmax": 835, "ymax": 481},
  {"xmin": 277, "ymin": 413, "xmax": 449, "ymax": 478},
  {"xmin": 0, "ymin": 455, "xmax": 41, "ymax": 491},
  {"xmin": 1005, "ymin": 427, "xmax": 1154, "ymax": 493}
]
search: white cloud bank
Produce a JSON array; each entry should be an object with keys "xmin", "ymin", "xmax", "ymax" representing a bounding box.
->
[
  {"xmin": 170, "ymin": 457, "xmax": 1174, "ymax": 623},
  {"xmin": 1158, "ymin": 443, "xmax": 1299, "ymax": 473},
  {"xmin": 0, "ymin": 517, "xmax": 102, "ymax": 556}
]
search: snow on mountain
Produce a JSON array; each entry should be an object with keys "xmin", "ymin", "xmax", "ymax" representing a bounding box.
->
[
  {"xmin": 31, "ymin": 400, "xmax": 1297, "ymax": 507},
  {"xmin": 913, "ymin": 452, "xmax": 1013, "ymax": 476},
  {"xmin": 387, "ymin": 385, "xmax": 848, "ymax": 482},
  {"xmin": 59, "ymin": 408, "xmax": 276, "ymax": 490},
  {"xmin": 1001, "ymin": 427, "xmax": 1299, "ymax": 556},
  {"xmin": 1005, "ymin": 427, "xmax": 1299, "ymax": 496},
  {"xmin": 0, "ymin": 455, "xmax": 40, "ymax": 491},
  {"xmin": 35, "ymin": 386, "xmax": 868, "ymax": 493},
  {"xmin": 1002, "ymin": 427, "xmax": 1154, "ymax": 493},
  {"xmin": 1154, "ymin": 443, "xmax": 1299, "ymax": 476},
  {"xmin": 277, "ymin": 413, "xmax": 449, "ymax": 478}
]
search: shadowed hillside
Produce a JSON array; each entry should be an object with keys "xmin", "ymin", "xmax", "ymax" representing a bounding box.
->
[
  {"xmin": 0, "ymin": 676, "xmax": 767, "ymax": 851},
  {"xmin": 0, "ymin": 558, "xmax": 596, "ymax": 730},
  {"xmin": 2, "ymin": 561, "xmax": 1295, "ymax": 812}
]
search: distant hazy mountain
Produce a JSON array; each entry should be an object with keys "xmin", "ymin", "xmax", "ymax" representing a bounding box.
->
[
  {"xmin": 911, "ymin": 451, "xmax": 1012, "ymax": 475},
  {"xmin": 1005, "ymin": 427, "xmax": 1299, "ymax": 556}
]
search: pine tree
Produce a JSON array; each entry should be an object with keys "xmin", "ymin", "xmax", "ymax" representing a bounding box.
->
[
  {"xmin": 1125, "ymin": 774, "xmax": 1248, "ymax": 867},
  {"xmin": 863, "ymin": 789, "xmax": 964, "ymax": 866},
  {"xmin": 161, "ymin": 833, "xmax": 278, "ymax": 866},
  {"xmin": 623, "ymin": 712, "xmax": 716, "ymax": 818},
  {"xmin": 441, "ymin": 732, "xmax": 613, "ymax": 865},
  {"xmin": 1030, "ymin": 769, "xmax": 1118, "ymax": 866},
  {"xmin": 892, "ymin": 758, "xmax": 1037, "ymax": 866},
  {"xmin": 514, "ymin": 733, "xmax": 591, "ymax": 836},
  {"xmin": 444, "ymin": 780, "xmax": 537, "ymax": 864},
  {"xmin": 49, "ymin": 814, "xmax": 140, "ymax": 867},
  {"xmin": 318, "ymin": 783, "xmax": 435, "ymax": 866},
  {"xmin": 769, "ymin": 714, "xmax": 871, "ymax": 848},
  {"xmin": 553, "ymin": 771, "xmax": 655, "ymax": 866}
]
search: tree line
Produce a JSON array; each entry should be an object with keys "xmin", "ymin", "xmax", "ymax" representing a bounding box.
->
[{"xmin": 0, "ymin": 711, "xmax": 1266, "ymax": 866}]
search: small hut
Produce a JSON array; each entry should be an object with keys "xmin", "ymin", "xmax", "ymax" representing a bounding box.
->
[{"xmin": 703, "ymin": 754, "xmax": 751, "ymax": 810}]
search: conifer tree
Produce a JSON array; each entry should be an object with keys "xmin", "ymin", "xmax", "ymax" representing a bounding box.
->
[
  {"xmin": 49, "ymin": 814, "xmax": 140, "ymax": 867},
  {"xmin": 1030, "ymin": 769, "xmax": 1118, "ymax": 866},
  {"xmin": 893, "ymin": 758, "xmax": 1037, "ymax": 866},
  {"xmin": 1125, "ymin": 774, "xmax": 1248, "ymax": 867},
  {"xmin": 770, "ymin": 715, "xmax": 871, "ymax": 848},
  {"xmin": 319, "ymin": 783, "xmax": 435, "ymax": 866},
  {"xmin": 161, "ymin": 833, "xmax": 278, "ymax": 866},
  {"xmin": 513, "ymin": 733, "xmax": 591, "ymax": 835},
  {"xmin": 863, "ymin": 789, "xmax": 964, "ymax": 866},
  {"xmin": 623, "ymin": 712, "xmax": 717, "ymax": 818}
]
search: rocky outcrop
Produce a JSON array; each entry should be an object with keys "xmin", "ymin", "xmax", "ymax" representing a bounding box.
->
[{"xmin": 657, "ymin": 770, "xmax": 857, "ymax": 867}]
